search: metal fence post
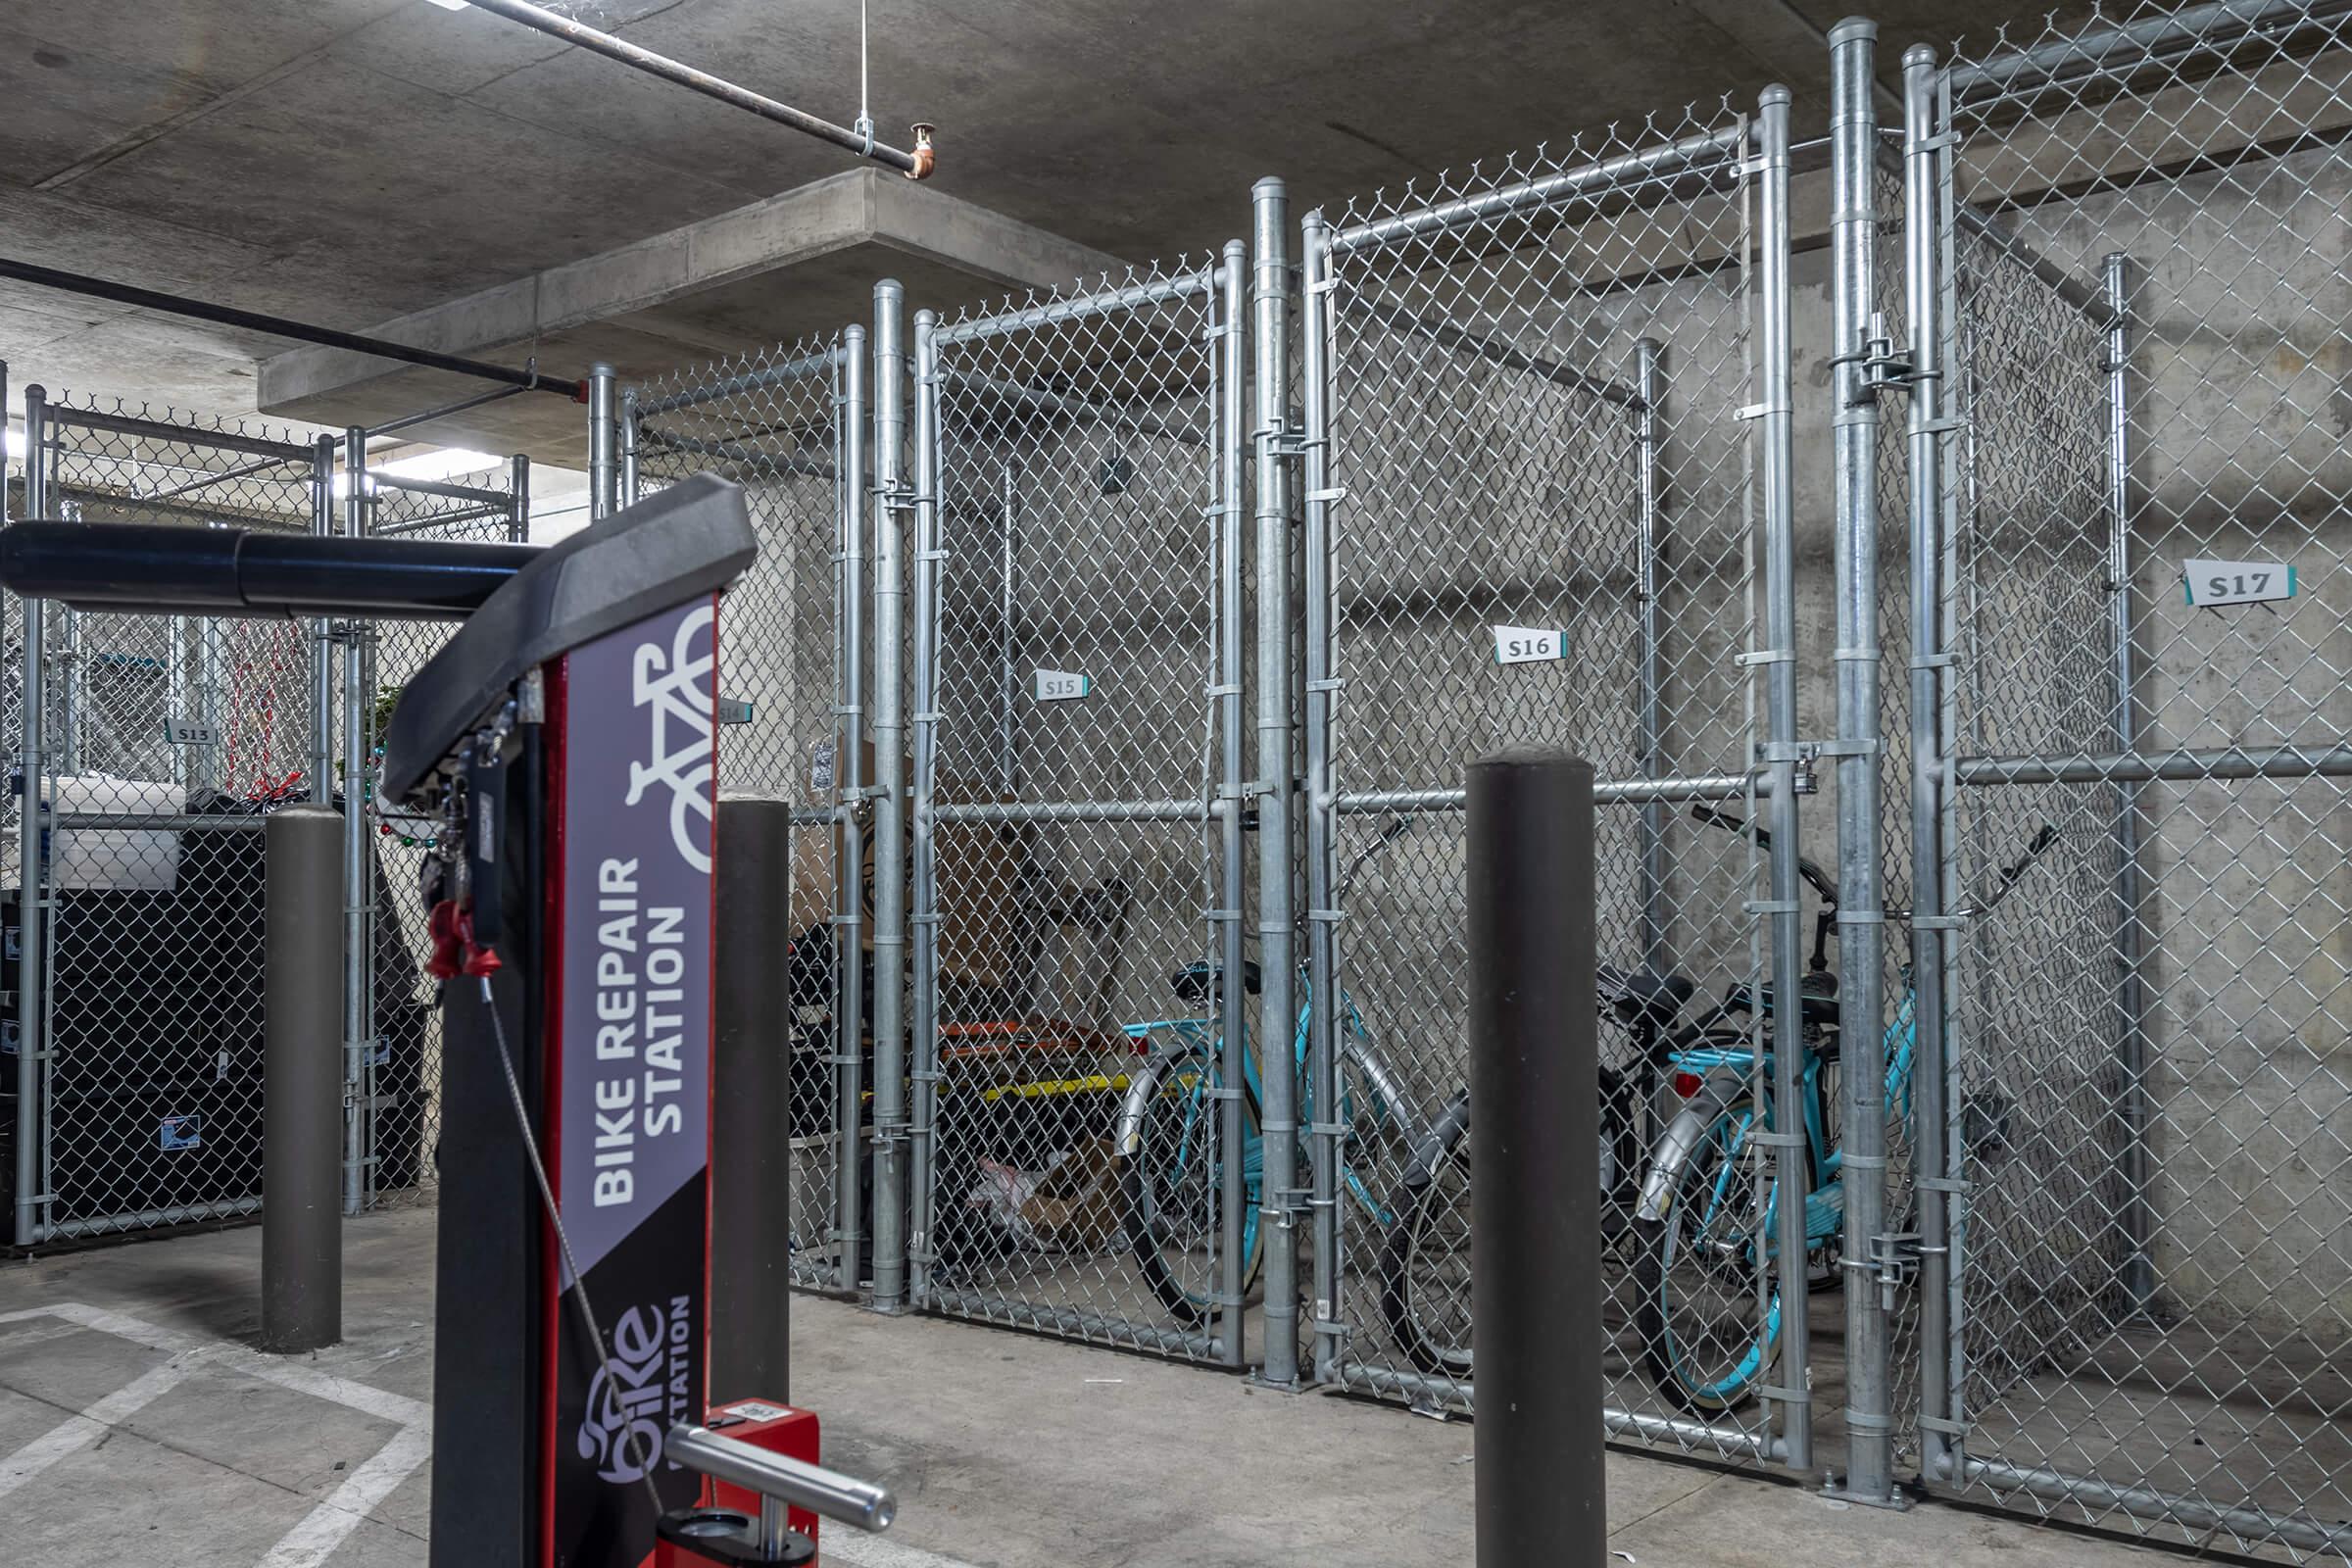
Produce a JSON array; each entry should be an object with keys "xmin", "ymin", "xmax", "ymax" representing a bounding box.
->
[
  {"xmin": 1756, "ymin": 85, "xmax": 1813, "ymax": 1477},
  {"xmin": 836, "ymin": 323, "xmax": 869, "ymax": 1297},
  {"xmin": 588, "ymin": 363, "xmax": 618, "ymax": 519},
  {"xmin": 1634, "ymin": 338, "xmax": 1668, "ymax": 974},
  {"xmin": 341, "ymin": 428, "xmax": 371, "ymax": 1216},
  {"xmin": 1830, "ymin": 19, "xmax": 1896, "ymax": 1505},
  {"xmin": 509, "ymin": 452, "xmax": 532, "ymax": 543},
  {"xmin": 907, "ymin": 308, "xmax": 942, "ymax": 1312},
  {"xmin": 1901, "ymin": 42, "xmax": 1961, "ymax": 1487},
  {"xmin": 618, "ymin": 388, "xmax": 640, "ymax": 510},
  {"xmin": 1218, "ymin": 235, "xmax": 1253, "ymax": 1371},
  {"xmin": 869, "ymin": 280, "xmax": 909, "ymax": 1312},
  {"xmin": 1250, "ymin": 176, "xmax": 1301, "ymax": 1388},
  {"xmin": 2102, "ymin": 251, "xmax": 2155, "ymax": 1318},
  {"xmin": 1467, "ymin": 748, "xmax": 1603, "ymax": 1567},
  {"xmin": 14, "ymin": 383, "xmax": 47, "ymax": 1248},
  {"xmin": 261, "ymin": 804, "xmax": 343, "ymax": 1352},
  {"xmin": 310, "ymin": 438, "xmax": 337, "ymax": 805}
]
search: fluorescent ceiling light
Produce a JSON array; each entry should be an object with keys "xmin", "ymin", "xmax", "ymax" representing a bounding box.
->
[
  {"xmin": 424, "ymin": 0, "xmax": 470, "ymax": 11},
  {"xmin": 4, "ymin": 429, "xmax": 23, "ymax": 461},
  {"xmin": 375, "ymin": 447, "xmax": 501, "ymax": 482}
]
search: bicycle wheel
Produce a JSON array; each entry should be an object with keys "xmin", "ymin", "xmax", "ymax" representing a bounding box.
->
[
  {"xmin": 1121, "ymin": 1056, "xmax": 1262, "ymax": 1327},
  {"xmin": 1378, "ymin": 1130, "xmax": 1473, "ymax": 1379},
  {"xmin": 1633, "ymin": 1101, "xmax": 1781, "ymax": 1413}
]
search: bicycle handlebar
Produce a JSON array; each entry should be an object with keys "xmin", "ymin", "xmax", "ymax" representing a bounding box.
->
[{"xmin": 1688, "ymin": 803, "xmax": 1838, "ymax": 906}]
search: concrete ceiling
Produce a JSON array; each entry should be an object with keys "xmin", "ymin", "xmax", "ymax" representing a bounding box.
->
[{"xmin": 0, "ymin": 0, "xmax": 2088, "ymax": 466}]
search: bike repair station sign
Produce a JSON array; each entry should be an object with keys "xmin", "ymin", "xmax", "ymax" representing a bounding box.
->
[{"xmin": 550, "ymin": 594, "xmax": 719, "ymax": 1568}]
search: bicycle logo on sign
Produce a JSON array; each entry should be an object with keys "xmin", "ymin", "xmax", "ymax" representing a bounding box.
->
[{"xmin": 625, "ymin": 602, "xmax": 717, "ymax": 873}]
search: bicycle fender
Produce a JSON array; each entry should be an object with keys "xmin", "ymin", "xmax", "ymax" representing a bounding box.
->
[
  {"xmin": 1112, "ymin": 1062, "xmax": 1162, "ymax": 1158},
  {"xmin": 1397, "ymin": 1091, "xmax": 1471, "ymax": 1193},
  {"xmin": 1634, "ymin": 1083, "xmax": 1738, "ymax": 1225}
]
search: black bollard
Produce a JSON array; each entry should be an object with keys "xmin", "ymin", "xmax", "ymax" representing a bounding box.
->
[
  {"xmin": 1467, "ymin": 748, "xmax": 1603, "ymax": 1565},
  {"xmin": 262, "ymin": 804, "xmax": 344, "ymax": 1353},
  {"xmin": 711, "ymin": 794, "xmax": 794, "ymax": 1401}
]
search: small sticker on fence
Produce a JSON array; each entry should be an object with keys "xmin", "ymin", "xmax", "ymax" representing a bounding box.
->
[
  {"xmin": 2184, "ymin": 559, "xmax": 2295, "ymax": 607},
  {"xmin": 159, "ymin": 1113, "xmax": 202, "ymax": 1152},
  {"xmin": 1035, "ymin": 669, "xmax": 1091, "ymax": 702},
  {"xmin": 1492, "ymin": 625, "xmax": 1565, "ymax": 665},
  {"xmin": 719, "ymin": 1399, "xmax": 792, "ymax": 1422},
  {"xmin": 809, "ymin": 742, "xmax": 837, "ymax": 795},
  {"xmin": 716, "ymin": 698, "xmax": 755, "ymax": 726},
  {"xmin": 164, "ymin": 716, "xmax": 221, "ymax": 746}
]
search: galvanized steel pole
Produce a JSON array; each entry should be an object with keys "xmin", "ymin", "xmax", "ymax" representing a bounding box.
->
[
  {"xmin": 836, "ymin": 323, "xmax": 869, "ymax": 1296},
  {"xmin": 509, "ymin": 453, "xmax": 531, "ymax": 543},
  {"xmin": 1250, "ymin": 177, "xmax": 1301, "ymax": 1388},
  {"xmin": 1830, "ymin": 19, "xmax": 1894, "ymax": 1505},
  {"xmin": 341, "ymin": 428, "xmax": 371, "ymax": 1217},
  {"xmin": 1467, "ymin": 749, "xmax": 1603, "ymax": 1567},
  {"xmin": 262, "ymin": 804, "xmax": 345, "ymax": 1353},
  {"xmin": 1902, "ymin": 42, "xmax": 1959, "ymax": 1484},
  {"xmin": 618, "ymin": 389, "xmax": 640, "ymax": 510},
  {"xmin": 869, "ymin": 280, "xmax": 909, "ymax": 1312},
  {"xmin": 1756, "ymin": 85, "xmax": 1813, "ymax": 1476},
  {"xmin": 310, "ymin": 438, "xmax": 337, "ymax": 805},
  {"xmin": 907, "ymin": 309, "xmax": 943, "ymax": 1311},
  {"xmin": 587, "ymin": 364, "xmax": 618, "ymax": 520},
  {"xmin": 713, "ymin": 795, "xmax": 794, "ymax": 1400},
  {"xmin": 13, "ymin": 384, "xmax": 46, "ymax": 1247},
  {"xmin": 1217, "ymin": 236, "xmax": 1252, "ymax": 1369},
  {"xmin": 2104, "ymin": 250, "xmax": 2155, "ymax": 1316},
  {"xmin": 1635, "ymin": 339, "xmax": 1669, "ymax": 974}
]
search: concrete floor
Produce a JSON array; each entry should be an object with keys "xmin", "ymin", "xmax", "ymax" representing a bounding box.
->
[{"xmin": 0, "ymin": 1209, "xmax": 2171, "ymax": 1568}]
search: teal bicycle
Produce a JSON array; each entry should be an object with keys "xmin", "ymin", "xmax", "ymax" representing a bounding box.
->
[
  {"xmin": 1115, "ymin": 819, "xmax": 1424, "ymax": 1327},
  {"xmin": 1632, "ymin": 810, "xmax": 2057, "ymax": 1412}
]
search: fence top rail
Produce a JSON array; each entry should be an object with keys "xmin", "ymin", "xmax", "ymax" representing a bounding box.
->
[
  {"xmin": 630, "ymin": 339, "xmax": 847, "ymax": 418},
  {"xmin": 931, "ymin": 263, "xmax": 1222, "ymax": 349},
  {"xmin": 1324, "ymin": 120, "xmax": 1750, "ymax": 257},
  {"xmin": 39, "ymin": 399, "xmax": 318, "ymax": 464},
  {"xmin": 1944, "ymin": 0, "xmax": 2352, "ymax": 102},
  {"xmin": 367, "ymin": 471, "xmax": 512, "ymax": 509}
]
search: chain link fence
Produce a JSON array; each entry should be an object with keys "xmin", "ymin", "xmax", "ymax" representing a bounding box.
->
[
  {"xmin": 1883, "ymin": 3, "xmax": 2352, "ymax": 1556},
  {"xmin": 1, "ymin": 386, "xmax": 529, "ymax": 1243},
  {"xmin": 349, "ymin": 457, "xmax": 527, "ymax": 1211},
  {"xmin": 1298, "ymin": 99, "xmax": 1813, "ymax": 1466},
  {"xmin": 624, "ymin": 336, "xmax": 861, "ymax": 1292},
  {"xmin": 906, "ymin": 259, "xmax": 1247, "ymax": 1362},
  {"xmin": 7, "ymin": 389, "xmax": 328, "ymax": 1241}
]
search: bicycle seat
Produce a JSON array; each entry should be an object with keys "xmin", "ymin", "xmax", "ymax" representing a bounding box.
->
[
  {"xmin": 1170, "ymin": 959, "xmax": 1261, "ymax": 1003},
  {"xmin": 1724, "ymin": 972, "xmax": 1842, "ymax": 1036},
  {"xmin": 1597, "ymin": 963, "xmax": 1695, "ymax": 1027}
]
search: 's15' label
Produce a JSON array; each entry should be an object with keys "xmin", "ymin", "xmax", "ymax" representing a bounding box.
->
[{"xmin": 1034, "ymin": 669, "xmax": 1091, "ymax": 701}]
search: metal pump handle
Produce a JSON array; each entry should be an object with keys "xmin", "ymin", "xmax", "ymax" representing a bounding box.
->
[{"xmin": 665, "ymin": 1423, "xmax": 897, "ymax": 1535}]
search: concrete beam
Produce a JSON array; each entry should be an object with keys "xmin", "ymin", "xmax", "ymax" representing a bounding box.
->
[{"xmin": 258, "ymin": 169, "xmax": 1127, "ymax": 462}]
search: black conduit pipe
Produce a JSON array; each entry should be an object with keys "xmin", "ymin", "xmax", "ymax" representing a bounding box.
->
[{"xmin": 0, "ymin": 257, "xmax": 586, "ymax": 400}]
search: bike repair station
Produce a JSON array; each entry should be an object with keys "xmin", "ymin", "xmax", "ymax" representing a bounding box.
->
[{"xmin": 4, "ymin": 3, "xmax": 2351, "ymax": 1567}]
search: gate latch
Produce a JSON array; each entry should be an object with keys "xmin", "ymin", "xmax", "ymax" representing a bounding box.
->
[
  {"xmin": 1863, "ymin": 1231, "xmax": 1936, "ymax": 1313},
  {"xmin": 1856, "ymin": 311, "xmax": 1914, "ymax": 399}
]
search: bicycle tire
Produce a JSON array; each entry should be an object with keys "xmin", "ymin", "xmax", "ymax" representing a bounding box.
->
[
  {"xmin": 1632, "ymin": 1100, "xmax": 1781, "ymax": 1414},
  {"xmin": 1378, "ymin": 1148, "xmax": 1475, "ymax": 1379},
  {"xmin": 1120, "ymin": 1060, "xmax": 1263, "ymax": 1328}
]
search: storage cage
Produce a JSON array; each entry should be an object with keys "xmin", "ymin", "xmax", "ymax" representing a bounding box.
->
[{"xmin": 620, "ymin": 334, "xmax": 864, "ymax": 1292}]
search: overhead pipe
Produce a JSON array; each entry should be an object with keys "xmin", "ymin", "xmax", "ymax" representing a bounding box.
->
[
  {"xmin": 0, "ymin": 257, "xmax": 584, "ymax": 400},
  {"xmin": 460, "ymin": 0, "xmax": 935, "ymax": 178}
]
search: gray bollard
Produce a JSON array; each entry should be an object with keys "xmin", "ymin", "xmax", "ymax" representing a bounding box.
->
[
  {"xmin": 711, "ymin": 794, "xmax": 793, "ymax": 1400},
  {"xmin": 262, "ymin": 804, "xmax": 344, "ymax": 1353},
  {"xmin": 1467, "ymin": 748, "xmax": 1603, "ymax": 1565}
]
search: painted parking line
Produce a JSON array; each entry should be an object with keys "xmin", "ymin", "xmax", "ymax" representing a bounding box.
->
[
  {"xmin": 824, "ymin": 1532, "xmax": 994, "ymax": 1568},
  {"xmin": 0, "ymin": 1301, "xmax": 432, "ymax": 1565},
  {"xmin": 254, "ymin": 1422, "xmax": 434, "ymax": 1568},
  {"xmin": 0, "ymin": 1348, "xmax": 201, "ymax": 1501}
]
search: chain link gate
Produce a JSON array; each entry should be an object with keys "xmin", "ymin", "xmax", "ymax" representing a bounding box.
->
[
  {"xmin": 623, "ymin": 336, "xmax": 864, "ymax": 1292},
  {"xmin": 346, "ymin": 448, "xmax": 528, "ymax": 1212},
  {"xmin": 1297, "ymin": 95, "xmax": 1815, "ymax": 1466},
  {"xmin": 906, "ymin": 256, "xmax": 1249, "ymax": 1364},
  {"xmin": 1887, "ymin": 2, "xmax": 2352, "ymax": 1556},
  {"xmin": 9, "ymin": 388, "xmax": 330, "ymax": 1242}
]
